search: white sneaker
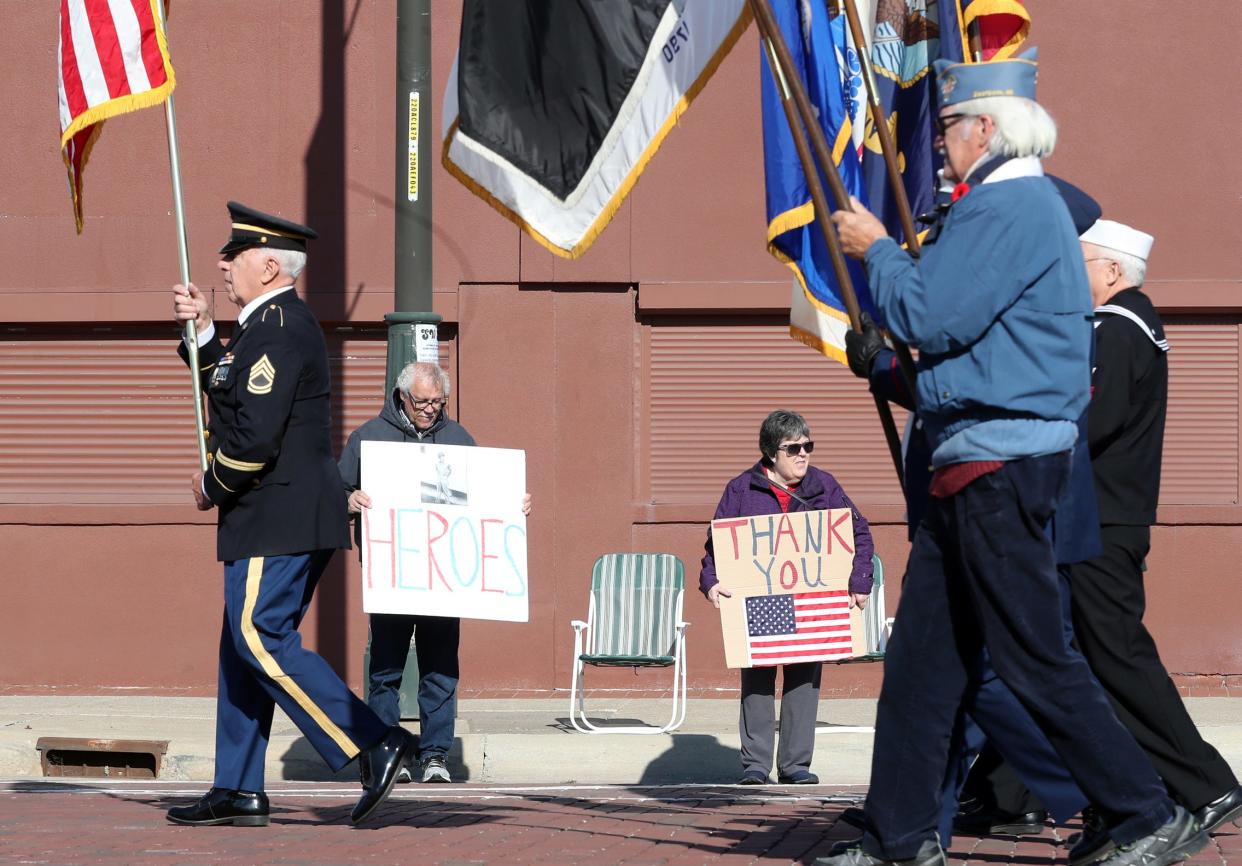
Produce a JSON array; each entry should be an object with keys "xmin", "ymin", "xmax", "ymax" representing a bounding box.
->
[
  {"xmin": 395, "ymin": 765, "xmax": 413, "ymax": 784},
  {"xmin": 420, "ymin": 755, "xmax": 451, "ymax": 783}
]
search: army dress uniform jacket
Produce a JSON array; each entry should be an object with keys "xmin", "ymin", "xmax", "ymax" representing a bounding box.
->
[{"xmin": 178, "ymin": 289, "xmax": 351, "ymax": 561}]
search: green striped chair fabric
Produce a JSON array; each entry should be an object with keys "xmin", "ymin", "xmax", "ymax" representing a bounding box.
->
[{"xmin": 580, "ymin": 553, "xmax": 684, "ymax": 667}]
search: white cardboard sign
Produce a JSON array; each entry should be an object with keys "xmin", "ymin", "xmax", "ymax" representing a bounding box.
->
[{"xmin": 360, "ymin": 440, "xmax": 528, "ymax": 622}]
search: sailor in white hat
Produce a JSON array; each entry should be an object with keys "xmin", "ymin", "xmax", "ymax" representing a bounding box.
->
[{"xmin": 1071, "ymin": 219, "xmax": 1242, "ymax": 852}]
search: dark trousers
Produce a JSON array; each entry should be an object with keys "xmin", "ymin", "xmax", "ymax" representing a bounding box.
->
[
  {"xmin": 1070, "ymin": 525, "xmax": 1238, "ymax": 810},
  {"xmin": 739, "ymin": 662, "xmax": 821, "ymax": 777},
  {"xmin": 215, "ymin": 552, "xmax": 388, "ymax": 792},
  {"xmin": 939, "ymin": 569, "xmax": 1087, "ymax": 841},
  {"xmin": 862, "ymin": 455, "xmax": 1172, "ymax": 860},
  {"xmin": 367, "ymin": 613, "xmax": 460, "ymax": 757}
]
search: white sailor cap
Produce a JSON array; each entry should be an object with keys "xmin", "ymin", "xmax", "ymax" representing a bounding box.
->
[{"xmin": 1080, "ymin": 219, "xmax": 1154, "ymax": 262}]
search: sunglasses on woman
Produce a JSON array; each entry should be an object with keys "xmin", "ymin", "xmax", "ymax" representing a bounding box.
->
[{"xmin": 779, "ymin": 441, "xmax": 814, "ymax": 456}]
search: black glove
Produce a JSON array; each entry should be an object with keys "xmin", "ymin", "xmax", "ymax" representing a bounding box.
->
[{"xmin": 845, "ymin": 312, "xmax": 886, "ymax": 379}]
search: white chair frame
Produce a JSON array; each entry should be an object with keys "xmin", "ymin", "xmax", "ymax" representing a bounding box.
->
[{"xmin": 568, "ymin": 589, "xmax": 689, "ymax": 735}]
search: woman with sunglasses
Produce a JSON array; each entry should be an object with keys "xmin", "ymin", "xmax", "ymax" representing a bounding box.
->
[{"xmin": 700, "ymin": 409, "xmax": 875, "ymax": 785}]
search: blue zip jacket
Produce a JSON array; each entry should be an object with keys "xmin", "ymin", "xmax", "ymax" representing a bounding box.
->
[{"xmin": 864, "ymin": 175, "xmax": 1092, "ymax": 464}]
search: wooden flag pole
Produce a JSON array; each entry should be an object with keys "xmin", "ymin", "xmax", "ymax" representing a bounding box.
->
[
  {"xmin": 155, "ymin": 1, "xmax": 208, "ymax": 473},
  {"xmin": 839, "ymin": 0, "xmax": 921, "ymax": 390},
  {"xmin": 749, "ymin": 0, "xmax": 917, "ymax": 404},
  {"xmin": 749, "ymin": 0, "xmax": 905, "ymax": 491}
]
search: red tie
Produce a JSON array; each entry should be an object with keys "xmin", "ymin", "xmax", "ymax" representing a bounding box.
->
[{"xmin": 951, "ymin": 182, "xmax": 971, "ymax": 202}]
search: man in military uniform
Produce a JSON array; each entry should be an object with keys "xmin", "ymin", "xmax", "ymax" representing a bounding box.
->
[
  {"xmin": 1064, "ymin": 220, "xmax": 1242, "ymax": 858},
  {"xmin": 820, "ymin": 53, "xmax": 1206, "ymax": 866},
  {"xmin": 166, "ymin": 202, "xmax": 415, "ymax": 827}
]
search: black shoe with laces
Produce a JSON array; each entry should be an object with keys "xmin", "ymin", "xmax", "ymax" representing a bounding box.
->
[
  {"xmin": 1068, "ymin": 806, "xmax": 1114, "ymax": 866},
  {"xmin": 1096, "ymin": 806, "xmax": 1208, "ymax": 866}
]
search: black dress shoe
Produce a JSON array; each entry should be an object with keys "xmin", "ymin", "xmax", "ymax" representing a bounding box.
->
[
  {"xmin": 351, "ymin": 726, "xmax": 417, "ymax": 824},
  {"xmin": 838, "ymin": 806, "xmax": 868, "ymax": 830},
  {"xmin": 166, "ymin": 787, "xmax": 270, "ymax": 827},
  {"xmin": 953, "ymin": 803, "xmax": 1048, "ymax": 836},
  {"xmin": 1068, "ymin": 806, "xmax": 1114, "ymax": 866},
  {"xmin": 1196, "ymin": 784, "xmax": 1242, "ymax": 835}
]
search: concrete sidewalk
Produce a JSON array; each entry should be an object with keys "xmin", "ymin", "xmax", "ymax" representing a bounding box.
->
[{"xmin": 4, "ymin": 695, "xmax": 1242, "ymax": 786}]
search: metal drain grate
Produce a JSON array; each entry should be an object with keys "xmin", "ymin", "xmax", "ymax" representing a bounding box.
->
[{"xmin": 36, "ymin": 737, "xmax": 169, "ymax": 778}]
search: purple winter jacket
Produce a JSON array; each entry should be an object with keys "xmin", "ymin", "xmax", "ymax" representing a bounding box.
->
[{"xmin": 699, "ymin": 462, "xmax": 875, "ymax": 597}]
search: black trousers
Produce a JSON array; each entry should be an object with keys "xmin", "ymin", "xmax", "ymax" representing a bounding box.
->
[
  {"xmin": 862, "ymin": 455, "xmax": 1172, "ymax": 860},
  {"xmin": 1069, "ymin": 525, "xmax": 1237, "ymax": 811}
]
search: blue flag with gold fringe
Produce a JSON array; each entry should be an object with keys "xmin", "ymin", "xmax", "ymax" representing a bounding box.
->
[
  {"xmin": 864, "ymin": 0, "xmax": 965, "ymax": 244},
  {"xmin": 761, "ymin": 0, "xmax": 876, "ymax": 364}
]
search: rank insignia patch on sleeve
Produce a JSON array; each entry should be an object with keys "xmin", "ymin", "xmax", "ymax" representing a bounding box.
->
[{"xmin": 247, "ymin": 354, "xmax": 276, "ymax": 395}]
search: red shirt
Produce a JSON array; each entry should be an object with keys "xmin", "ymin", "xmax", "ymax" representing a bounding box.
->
[{"xmin": 769, "ymin": 480, "xmax": 799, "ymax": 512}]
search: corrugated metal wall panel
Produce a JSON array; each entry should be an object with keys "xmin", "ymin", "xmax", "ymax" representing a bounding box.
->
[
  {"xmin": 0, "ymin": 327, "xmax": 456, "ymax": 505},
  {"xmin": 648, "ymin": 319, "xmax": 1242, "ymax": 508},
  {"xmin": 647, "ymin": 322, "xmax": 908, "ymax": 504},
  {"xmin": 1160, "ymin": 322, "xmax": 1239, "ymax": 503}
]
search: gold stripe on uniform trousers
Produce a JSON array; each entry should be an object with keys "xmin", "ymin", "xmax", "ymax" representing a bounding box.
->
[
  {"xmin": 216, "ymin": 451, "xmax": 267, "ymax": 473},
  {"xmin": 242, "ymin": 557, "xmax": 360, "ymax": 757}
]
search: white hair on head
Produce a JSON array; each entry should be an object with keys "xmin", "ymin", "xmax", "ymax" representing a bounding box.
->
[
  {"xmin": 263, "ymin": 248, "xmax": 307, "ymax": 280},
  {"xmin": 395, "ymin": 361, "xmax": 451, "ymax": 397},
  {"xmin": 1087, "ymin": 244, "xmax": 1147, "ymax": 289},
  {"xmin": 957, "ymin": 96, "xmax": 1057, "ymax": 159}
]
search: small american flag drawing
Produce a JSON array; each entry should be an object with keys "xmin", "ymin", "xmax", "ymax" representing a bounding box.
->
[{"xmin": 745, "ymin": 591, "xmax": 853, "ymax": 666}]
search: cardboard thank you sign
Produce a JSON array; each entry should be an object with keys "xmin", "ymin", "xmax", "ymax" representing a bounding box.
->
[
  {"xmin": 360, "ymin": 441, "xmax": 528, "ymax": 622},
  {"xmin": 711, "ymin": 508, "xmax": 863, "ymax": 668}
]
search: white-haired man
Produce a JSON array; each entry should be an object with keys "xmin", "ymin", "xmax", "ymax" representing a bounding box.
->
[
  {"xmin": 338, "ymin": 361, "xmax": 530, "ymax": 784},
  {"xmin": 823, "ymin": 53, "xmax": 1205, "ymax": 866},
  {"xmin": 167, "ymin": 202, "xmax": 415, "ymax": 828},
  {"xmin": 1066, "ymin": 220, "xmax": 1241, "ymax": 857}
]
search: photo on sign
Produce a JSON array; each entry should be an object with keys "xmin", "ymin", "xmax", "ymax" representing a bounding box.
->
[{"xmin": 421, "ymin": 448, "xmax": 468, "ymax": 505}]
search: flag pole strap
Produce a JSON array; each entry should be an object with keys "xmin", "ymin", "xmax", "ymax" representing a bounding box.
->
[
  {"xmin": 155, "ymin": 1, "xmax": 208, "ymax": 473},
  {"xmin": 840, "ymin": 0, "xmax": 920, "ymax": 393},
  {"xmin": 749, "ymin": 0, "xmax": 905, "ymax": 492}
]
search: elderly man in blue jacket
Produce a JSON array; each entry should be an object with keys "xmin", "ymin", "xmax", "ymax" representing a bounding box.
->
[{"xmin": 817, "ymin": 52, "xmax": 1205, "ymax": 866}]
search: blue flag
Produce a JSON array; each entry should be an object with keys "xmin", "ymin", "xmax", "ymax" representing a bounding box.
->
[
  {"xmin": 761, "ymin": 0, "xmax": 876, "ymax": 363},
  {"xmin": 863, "ymin": 0, "xmax": 966, "ymax": 243}
]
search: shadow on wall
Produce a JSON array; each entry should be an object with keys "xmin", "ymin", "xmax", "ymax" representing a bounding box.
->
[{"xmin": 304, "ymin": 0, "xmax": 361, "ymax": 677}]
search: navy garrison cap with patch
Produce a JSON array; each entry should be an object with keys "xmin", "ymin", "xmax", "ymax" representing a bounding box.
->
[
  {"xmin": 219, "ymin": 201, "xmax": 319, "ymax": 255},
  {"xmin": 934, "ymin": 48, "xmax": 1038, "ymax": 107},
  {"xmin": 1047, "ymin": 176, "xmax": 1102, "ymax": 236}
]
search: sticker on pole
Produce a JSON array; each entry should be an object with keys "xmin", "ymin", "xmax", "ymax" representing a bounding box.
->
[
  {"xmin": 408, "ymin": 91, "xmax": 419, "ymax": 201},
  {"xmin": 415, "ymin": 323, "xmax": 439, "ymax": 362}
]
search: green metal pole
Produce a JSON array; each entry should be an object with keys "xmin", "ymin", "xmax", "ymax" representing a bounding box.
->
[
  {"xmin": 386, "ymin": 0, "xmax": 441, "ymax": 394},
  {"xmin": 376, "ymin": 0, "xmax": 440, "ymax": 719}
]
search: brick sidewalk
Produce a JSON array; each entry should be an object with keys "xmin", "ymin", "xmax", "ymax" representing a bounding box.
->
[{"xmin": 2, "ymin": 781, "xmax": 1238, "ymax": 865}]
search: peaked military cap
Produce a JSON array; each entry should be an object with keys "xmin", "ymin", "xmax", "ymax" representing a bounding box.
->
[
  {"xmin": 934, "ymin": 47, "xmax": 1038, "ymax": 107},
  {"xmin": 1047, "ymin": 176, "xmax": 1102, "ymax": 237},
  {"xmin": 219, "ymin": 201, "xmax": 319, "ymax": 255}
]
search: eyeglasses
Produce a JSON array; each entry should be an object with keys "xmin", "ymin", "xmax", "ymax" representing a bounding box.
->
[
  {"xmin": 405, "ymin": 395, "xmax": 447, "ymax": 410},
  {"xmin": 935, "ymin": 113, "xmax": 970, "ymax": 135},
  {"xmin": 1083, "ymin": 257, "xmax": 1116, "ymax": 265},
  {"xmin": 778, "ymin": 441, "xmax": 815, "ymax": 457}
]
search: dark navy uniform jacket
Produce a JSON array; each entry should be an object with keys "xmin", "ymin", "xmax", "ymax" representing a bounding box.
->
[
  {"xmin": 178, "ymin": 289, "xmax": 351, "ymax": 561},
  {"xmin": 1089, "ymin": 288, "xmax": 1168, "ymax": 526}
]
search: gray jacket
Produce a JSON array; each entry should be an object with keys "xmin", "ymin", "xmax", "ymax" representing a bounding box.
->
[{"xmin": 338, "ymin": 387, "xmax": 476, "ymax": 496}]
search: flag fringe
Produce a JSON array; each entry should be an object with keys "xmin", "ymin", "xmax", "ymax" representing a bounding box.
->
[{"xmin": 441, "ymin": 4, "xmax": 754, "ymax": 260}]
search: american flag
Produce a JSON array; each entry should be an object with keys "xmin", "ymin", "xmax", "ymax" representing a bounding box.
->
[
  {"xmin": 745, "ymin": 590, "xmax": 853, "ymax": 666},
  {"xmin": 58, "ymin": 0, "xmax": 176, "ymax": 232}
]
